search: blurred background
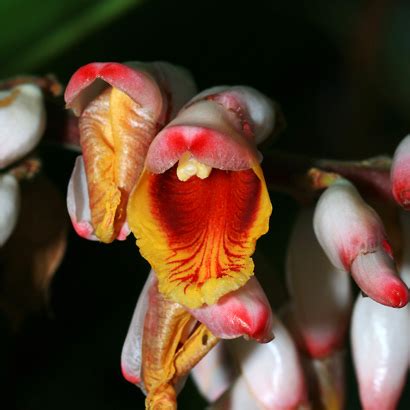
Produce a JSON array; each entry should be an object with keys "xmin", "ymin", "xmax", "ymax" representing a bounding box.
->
[{"xmin": 1, "ymin": 0, "xmax": 410, "ymax": 408}]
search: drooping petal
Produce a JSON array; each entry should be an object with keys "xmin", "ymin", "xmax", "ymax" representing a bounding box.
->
[
  {"xmin": 121, "ymin": 271, "xmax": 156, "ymax": 389},
  {"xmin": 391, "ymin": 134, "xmax": 410, "ymax": 209},
  {"xmin": 0, "ymin": 84, "xmax": 45, "ymax": 168},
  {"xmin": 287, "ymin": 208, "xmax": 352, "ymax": 358},
  {"xmin": 230, "ymin": 315, "xmax": 308, "ymax": 410},
  {"xmin": 191, "ymin": 341, "xmax": 236, "ymax": 403},
  {"xmin": 188, "ymin": 276, "xmax": 273, "ymax": 342},
  {"xmin": 314, "ymin": 179, "xmax": 408, "ymax": 308},
  {"xmin": 0, "ymin": 174, "xmax": 19, "ymax": 246},
  {"xmin": 65, "ymin": 62, "xmax": 196, "ymax": 243},
  {"xmin": 128, "ymin": 87, "xmax": 272, "ymax": 308},
  {"xmin": 351, "ymin": 294, "xmax": 409, "ymax": 410}
]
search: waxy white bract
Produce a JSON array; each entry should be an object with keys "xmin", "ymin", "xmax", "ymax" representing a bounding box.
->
[
  {"xmin": 0, "ymin": 84, "xmax": 46, "ymax": 169},
  {"xmin": 229, "ymin": 315, "xmax": 308, "ymax": 410},
  {"xmin": 121, "ymin": 271, "xmax": 156, "ymax": 390},
  {"xmin": 391, "ymin": 134, "xmax": 410, "ymax": 209},
  {"xmin": 0, "ymin": 174, "xmax": 20, "ymax": 246},
  {"xmin": 287, "ymin": 208, "xmax": 352, "ymax": 358},
  {"xmin": 191, "ymin": 342, "xmax": 236, "ymax": 403}
]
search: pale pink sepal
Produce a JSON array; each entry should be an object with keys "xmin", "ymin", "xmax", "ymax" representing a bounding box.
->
[
  {"xmin": 189, "ymin": 86, "xmax": 275, "ymax": 144},
  {"xmin": 145, "ymin": 86, "xmax": 273, "ymax": 174},
  {"xmin": 314, "ymin": 179, "xmax": 408, "ymax": 308},
  {"xmin": 210, "ymin": 376, "xmax": 264, "ymax": 410},
  {"xmin": 191, "ymin": 341, "xmax": 236, "ymax": 403},
  {"xmin": 0, "ymin": 174, "xmax": 20, "ymax": 246},
  {"xmin": 230, "ymin": 315, "xmax": 308, "ymax": 410},
  {"xmin": 0, "ymin": 84, "xmax": 46, "ymax": 169},
  {"xmin": 121, "ymin": 271, "xmax": 157, "ymax": 390},
  {"xmin": 66, "ymin": 156, "xmax": 130, "ymax": 241},
  {"xmin": 287, "ymin": 208, "xmax": 352, "ymax": 358},
  {"xmin": 391, "ymin": 135, "xmax": 410, "ymax": 209},
  {"xmin": 189, "ymin": 276, "xmax": 274, "ymax": 343},
  {"xmin": 351, "ymin": 294, "xmax": 409, "ymax": 410}
]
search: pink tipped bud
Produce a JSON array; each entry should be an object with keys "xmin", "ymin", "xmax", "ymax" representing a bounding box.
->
[
  {"xmin": 351, "ymin": 249, "xmax": 408, "ymax": 308},
  {"xmin": 351, "ymin": 294, "xmax": 409, "ymax": 410},
  {"xmin": 287, "ymin": 208, "xmax": 352, "ymax": 358},
  {"xmin": 314, "ymin": 179, "xmax": 408, "ymax": 308},
  {"xmin": 391, "ymin": 135, "xmax": 410, "ymax": 209},
  {"xmin": 191, "ymin": 342, "xmax": 236, "ymax": 402},
  {"xmin": 229, "ymin": 315, "xmax": 308, "ymax": 410},
  {"xmin": 189, "ymin": 276, "xmax": 274, "ymax": 343},
  {"xmin": 121, "ymin": 271, "xmax": 156, "ymax": 389}
]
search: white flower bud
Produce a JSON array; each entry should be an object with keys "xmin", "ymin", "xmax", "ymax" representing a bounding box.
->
[
  {"xmin": 0, "ymin": 84, "xmax": 45, "ymax": 168},
  {"xmin": 0, "ymin": 173, "xmax": 19, "ymax": 246}
]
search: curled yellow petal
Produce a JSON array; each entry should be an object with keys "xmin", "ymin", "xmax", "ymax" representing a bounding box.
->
[{"xmin": 80, "ymin": 87, "xmax": 156, "ymax": 242}]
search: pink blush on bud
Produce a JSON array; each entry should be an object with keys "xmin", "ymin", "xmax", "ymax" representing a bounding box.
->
[
  {"xmin": 121, "ymin": 363, "xmax": 141, "ymax": 385},
  {"xmin": 71, "ymin": 219, "xmax": 95, "ymax": 240}
]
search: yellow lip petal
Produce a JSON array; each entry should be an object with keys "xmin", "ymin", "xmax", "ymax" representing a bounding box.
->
[{"xmin": 128, "ymin": 160, "xmax": 272, "ymax": 308}]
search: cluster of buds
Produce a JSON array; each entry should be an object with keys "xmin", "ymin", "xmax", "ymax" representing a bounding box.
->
[
  {"xmin": 63, "ymin": 61, "xmax": 410, "ymax": 409},
  {"xmin": 0, "ymin": 77, "xmax": 67, "ymax": 328}
]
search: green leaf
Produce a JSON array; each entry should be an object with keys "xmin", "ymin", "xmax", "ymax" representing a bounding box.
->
[{"xmin": 0, "ymin": 0, "xmax": 141, "ymax": 77}]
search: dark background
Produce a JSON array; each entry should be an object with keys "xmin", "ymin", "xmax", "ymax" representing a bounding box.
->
[{"xmin": 1, "ymin": 0, "xmax": 410, "ymax": 408}]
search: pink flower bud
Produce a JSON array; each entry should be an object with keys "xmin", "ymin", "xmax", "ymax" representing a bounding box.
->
[
  {"xmin": 314, "ymin": 179, "xmax": 408, "ymax": 308},
  {"xmin": 229, "ymin": 315, "xmax": 308, "ymax": 410},
  {"xmin": 189, "ymin": 276, "xmax": 274, "ymax": 343},
  {"xmin": 0, "ymin": 84, "xmax": 45, "ymax": 168},
  {"xmin": 391, "ymin": 135, "xmax": 410, "ymax": 209},
  {"xmin": 0, "ymin": 173, "xmax": 20, "ymax": 246},
  {"xmin": 191, "ymin": 341, "xmax": 236, "ymax": 402},
  {"xmin": 287, "ymin": 208, "xmax": 352, "ymax": 358},
  {"xmin": 351, "ymin": 294, "xmax": 409, "ymax": 410}
]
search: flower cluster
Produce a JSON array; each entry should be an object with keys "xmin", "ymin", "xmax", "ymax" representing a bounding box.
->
[
  {"xmin": 64, "ymin": 61, "xmax": 410, "ymax": 409},
  {"xmin": 0, "ymin": 77, "xmax": 67, "ymax": 328}
]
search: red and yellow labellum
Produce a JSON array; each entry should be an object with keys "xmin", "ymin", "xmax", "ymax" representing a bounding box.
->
[
  {"xmin": 128, "ymin": 153, "xmax": 272, "ymax": 308},
  {"xmin": 80, "ymin": 86, "xmax": 156, "ymax": 243}
]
